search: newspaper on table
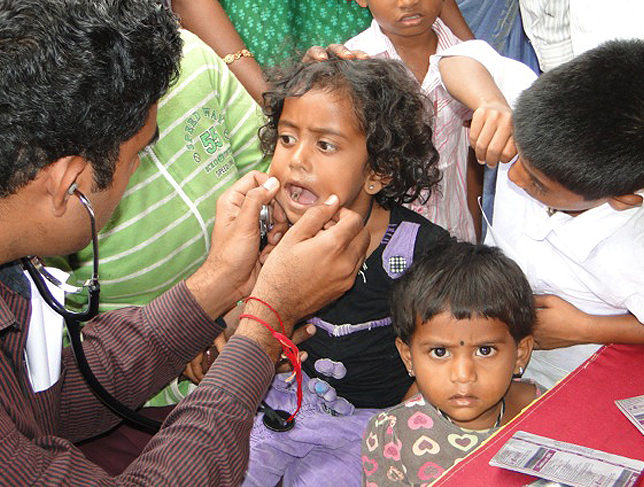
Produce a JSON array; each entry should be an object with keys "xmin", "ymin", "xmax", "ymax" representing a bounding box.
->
[
  {"xmin": 489, "ymin": 431, "xmax": 644, "ymax": 487},
  {"xmin": 615, "ymin": 395, "xmax": 644, "ymax": 436},
  {"xmin": 524, "ymin": 481, "xmax": 569, "ymax": 487}
]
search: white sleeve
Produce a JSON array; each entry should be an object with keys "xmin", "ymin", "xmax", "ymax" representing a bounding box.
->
[{"xmin": 429, "ymin": 40, "xmax": 538, "ymax": 107}]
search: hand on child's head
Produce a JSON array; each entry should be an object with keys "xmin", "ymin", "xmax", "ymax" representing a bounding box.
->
[
  {"xmin": 302, "ymin": 44, "xmax": 370, "ymax": 63},
  {"xmin": 469, "ymin": 102, "xmax": 517, "ymax": 168}
]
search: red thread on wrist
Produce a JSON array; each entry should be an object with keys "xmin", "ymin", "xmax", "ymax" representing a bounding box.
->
[
  {"xmin": 245, "ymin": 296, "xmax": 285, "ymax": 334},
  {"xmin": 240, "ymin": 313, "xmax": 302, "ymax": 421}
]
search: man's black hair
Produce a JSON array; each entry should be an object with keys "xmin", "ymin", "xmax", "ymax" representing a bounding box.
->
[
  {"xmin": 259, "ymin": 54, "xmax": 441, "ymax": 209},
  {"xmin": 514, "ymin": 39, "xmax": 644, "ymax": 200},
  {"xmin": 0, "ymin": 0, "xmax": 182, "ymax": 197},
  {"xmin": 392, "ymin": 242, "xmax": 535, "ymax": 345}
]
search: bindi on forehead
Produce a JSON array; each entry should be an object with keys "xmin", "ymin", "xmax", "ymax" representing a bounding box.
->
[{"xmin": 460, "ymin": 340, "xmax": 464, "ymax": 346}]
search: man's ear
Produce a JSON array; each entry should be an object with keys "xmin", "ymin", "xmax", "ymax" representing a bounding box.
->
[
  {"xmin": 364, "ymin": 171, "xmax": 391, "ymax": 195},
  {"xmin": 42, "ymin": 156, "xmax": 88, "ymax": 217},
  {"xmin": 514, "ymin": 335, "xmax": 534, "ymax": 376},
  {"xmin": 608, "ymin": 193, "xmax": 643, "ymax": 211},
  {"xmin": 395, "ymin": 336, "xmax": 413, "ymax": 373}
]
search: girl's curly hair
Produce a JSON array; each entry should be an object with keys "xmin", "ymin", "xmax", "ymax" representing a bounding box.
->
[{"xmin": 260, "ymin": 53, "xmax": 440, "ymax": 209}]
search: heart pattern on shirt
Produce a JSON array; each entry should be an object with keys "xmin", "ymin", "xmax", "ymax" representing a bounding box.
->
[
  {"xmin": 408, "ymin": 411, "xmax": 434, "ymax": 430},
  {"xmin": 417, "ymin": 461, "xmax": 444, "ymax": 481},
  {"xmin": 447, "ymin": 433, "xmax": 479, "ymax": 451},
  {"xmin": 362, "ymin": 455, "xmax": 378, "ymax": 476},
  {"xmin": 405, "ymin": 394, "xmax": 426, "ymax": 408},
  {"xmin": 386, "ymin": 466, "xmax": 405, "ymax": 482},
  {"xmin": 383, "ymin": 438, "xmax": 402, "ymax": 461},
  {"xmin": 365, "ymin": 431, "xmax": 379, "ymax": 452},
  {"xmin": 412, "ymin": 435, "xmax": 440, "ymax": 456}
]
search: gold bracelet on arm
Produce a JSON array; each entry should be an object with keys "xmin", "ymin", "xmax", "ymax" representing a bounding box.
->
[{"xmin": 222, "ymin": 48, "xmax": 254, "ymax": 65}]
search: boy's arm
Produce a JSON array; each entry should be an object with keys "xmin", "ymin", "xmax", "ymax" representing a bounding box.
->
[
  {"xmin": 534, "ymin": 294, "xmax": 644, "ymax": 349},
  {"xmin": 439, "ymin": 0, "xmax": 475, "ymax": 41},
  {"xmin": 433, "ymin": 41, "xmax": 537, "ymax": 166},
  {"xmin": 438, "ymin": 55, "xmax": 516, "ymax": 167}
]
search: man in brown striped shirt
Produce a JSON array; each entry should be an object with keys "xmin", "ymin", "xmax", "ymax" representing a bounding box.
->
[{"xmin": 0, "ymin": 0, "xmax": 368, "ymax": 484}]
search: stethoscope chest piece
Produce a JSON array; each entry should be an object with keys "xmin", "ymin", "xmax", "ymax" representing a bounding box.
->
[{"xmin": 262, "ymin": 408, "xmax": 295, "ymax": 432}]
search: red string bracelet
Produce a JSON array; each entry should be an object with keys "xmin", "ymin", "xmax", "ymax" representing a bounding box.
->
[
  {"xmin": 245, "ymin": 296, "xmax": 286, "ymax": 335},
  {"xmin": 239, "ymin": 312, "xmax": 302, "ymax": 422}
]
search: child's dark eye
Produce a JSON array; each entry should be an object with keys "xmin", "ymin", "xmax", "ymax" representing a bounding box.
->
[
  {"xmin": 429, "ymin": 347, "xmax": 449, "ymax": 358},
  {"xmin": 475, "ymin": 346, "xmax": 496, "ymax": 357},
  {"xmin": 278, "ymin": 134, "xmax": 295, "ymax": 146},
  {"xmin": 318, "ymin": 140, "xmax": 337, "ymax": 152}
]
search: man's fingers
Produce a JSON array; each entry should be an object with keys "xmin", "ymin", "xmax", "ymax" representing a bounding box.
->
[
  {"xmin": 302, "ymin": 45, "xmax": 330, "ymax": 62},
  {"xmin": 233, "ymin": 176, "xmax": 281, "ymax": 237},
  {"xmin": 281, "ymin": 194, "xmax": 341, "ymax": 242},
  {"xmin": 327, "ymin": 208, "xmax": 370, "ymax": 260},
  {"xmin": 302, "ymin": 44, "xmax": 370, "ymax": 62},
  {"xmin": 291, "ymin": 324, "xmax": 316, "ymax": 345},
  {"xmin": 225, "ymin": 170, "xmax": 270, "ymax": 198}
]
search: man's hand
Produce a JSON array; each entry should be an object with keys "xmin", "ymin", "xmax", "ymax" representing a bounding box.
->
[
  {"xmin": 186, "ymin": 171, "xmax": 281, "ymax": 318},
  {"xmin": 469, "ymin": 101, "xmax": 516, "ymax": 167},
  {"xmin": 239, "ymin": 195, "xmax": 369, "ymax": 353},
  {"xmin": 302, "ymin": 44, "xmax": 369, "ymax": 62},
  {"xmin": 533, "ymin": 294, "xmax": 592, "ymax": 349},
  {"xmin": 534, "ymin": 294, "xmax": 644, "ymax": 350}
]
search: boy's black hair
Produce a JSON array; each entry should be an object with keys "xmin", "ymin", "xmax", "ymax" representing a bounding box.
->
[
  {"xmin": 392, "ymin": 242, "xmax": 535, "ymax": 345},
  {"xmin": 0, "ymin": 0, "xmax": 182, "ymax": 198},
  {"xmin": 514, "ymin": 39, "xmax": 644, "ymax": 200},
  {"xmin": 260, "ymin": 54, "xmax": 440, "ymax": 209}
]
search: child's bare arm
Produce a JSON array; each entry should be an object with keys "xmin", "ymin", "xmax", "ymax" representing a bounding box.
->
[
  {"xmin": 438, "ymin": 55, "xmax": 516, "ymax": 167},
  {"xmin": 439, "ymin": 0, "xmax": 475, "ymax": 41},
  {"xmin": 533, "ymin": 294, "xmax": 644, "ymax": 349}
]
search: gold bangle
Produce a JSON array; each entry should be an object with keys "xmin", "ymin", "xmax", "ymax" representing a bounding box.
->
[{"xmin": 222, "ymin": 48, "xmax": 254, "ymax": 65}]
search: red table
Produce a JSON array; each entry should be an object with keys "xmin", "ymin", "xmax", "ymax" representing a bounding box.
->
[{"xmin": 432, "ymin": 344, "xmax": 644, "ymax": 486}]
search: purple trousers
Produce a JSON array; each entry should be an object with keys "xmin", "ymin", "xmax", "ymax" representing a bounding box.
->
[{"xmin": 242, "ymin": 372, "xmax": 379, "ymax": 487}]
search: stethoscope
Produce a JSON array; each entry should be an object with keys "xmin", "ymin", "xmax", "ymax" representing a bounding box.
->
[
  {"xmin": 19, "ymin": 187, "xmax": 295, "ymax": 434},
  {"xmin": 20, "ymin": 187, "xmax": 339, "ymax": 435},
  {"xmin": 20, "ymin": 184, "xmax": 163, "ymax": 434}
]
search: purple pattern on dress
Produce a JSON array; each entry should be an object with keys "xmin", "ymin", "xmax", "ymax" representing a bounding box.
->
[
  {"xmin": 382, "ymin": 221, "xmax": 420, "ymax": 279},
  {"xmin": 309, "ymin": 316, "xmax": 392, "ymax": 337}
]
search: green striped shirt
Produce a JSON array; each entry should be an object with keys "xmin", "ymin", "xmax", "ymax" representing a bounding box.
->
[{"xmin": 49, "ymin": 30, "xmax": 269, "ymax": 406}]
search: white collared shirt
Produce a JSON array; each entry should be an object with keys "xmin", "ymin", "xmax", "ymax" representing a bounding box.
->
[{"xmin": 486, "ymin": 163, "xmax": 644, "ymax": 388}]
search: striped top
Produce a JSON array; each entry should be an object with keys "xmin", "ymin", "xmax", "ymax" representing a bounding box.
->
[
  {"xmin": 52, "ymin": 30, "xmax": 268, "ymax": 311},
  {"xmin": 518, "ymin": 0, "xmax": 573, "ymax": 71},
  {"xmin": 346, "ymin": 19, "xmax": 476, "ymax": 243},
  {"xmin": 519, "ymin": 0, "xmax": 644, "ymax": 72},
  {"xmin": 48, "ymin": 30, "xmax": 269, "ymax": 406},
  {"xmin": 0, "ymin": 266, "xmax": 274, "ymax": 484}
]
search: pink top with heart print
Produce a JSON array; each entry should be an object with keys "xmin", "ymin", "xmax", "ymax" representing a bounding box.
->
[{"xmin": 361, "ymin": 381, "xmax": 544, "ymax": 486}]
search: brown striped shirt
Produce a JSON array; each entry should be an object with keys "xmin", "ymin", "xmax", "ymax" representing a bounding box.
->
[{"xmin": 0, "ymin": 267, "xmax": 273, "ymax": 485}]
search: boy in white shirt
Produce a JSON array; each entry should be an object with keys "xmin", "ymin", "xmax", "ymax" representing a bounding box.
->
[{"xmin": 436, "ymin": 39, "xmax": 644, "ymax": 388}]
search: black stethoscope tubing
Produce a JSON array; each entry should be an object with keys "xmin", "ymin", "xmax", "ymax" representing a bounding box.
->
[{"xmin": 20, "ymin": 185, "xmax": 162, "ymax": 434}]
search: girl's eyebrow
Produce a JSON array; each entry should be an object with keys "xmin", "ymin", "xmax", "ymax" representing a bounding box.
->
[
  {"xmin": 278, "ymin": 119, "xmax": 347, "ymax": 139},
  {"xmin": 416, "ymin": 336, "xmax": 509, "ymax": 348}
]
